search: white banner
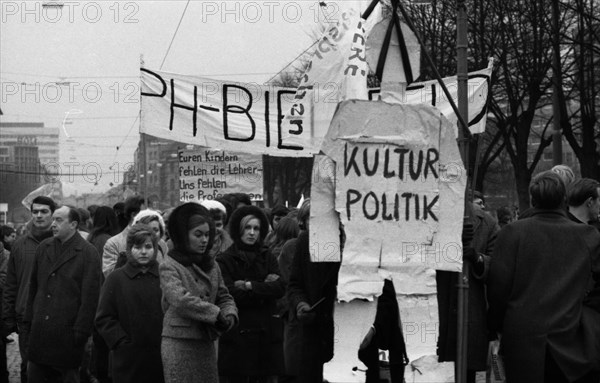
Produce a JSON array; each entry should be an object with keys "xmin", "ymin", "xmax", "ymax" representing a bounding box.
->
[
  {"xmin": 178, "ymin": 148, "xmax": 263, "ymax": 202},
  {"xmin": 140, "ymin": 66, "xmax": 491, "ymax": 156}
]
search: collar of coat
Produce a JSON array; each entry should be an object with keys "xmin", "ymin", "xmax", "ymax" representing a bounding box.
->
[
  {"xmin": 528, "ymin": 207, "xmax": 568, "ymax": 219},
  {"xmin": 122, "ymin": 261, "xmax": 159, "ymax": 279}
]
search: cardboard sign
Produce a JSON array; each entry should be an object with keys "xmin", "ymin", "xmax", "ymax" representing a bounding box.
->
[
  {"xmin": 178, "ymin": 148, "xmax": 263, "ymax": 202},
  {"xmin": 317, "ymin": 100, "xmax": 465, "ymax": 301}
]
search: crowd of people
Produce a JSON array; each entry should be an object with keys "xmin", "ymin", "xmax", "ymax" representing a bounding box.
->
[
  {"xmin": 0, "ymin": 163, "xmax": 598, "ymax": 383},
  {"xmin": 0, "ymin": 192, "xmax": 339, "ymax": 383}
]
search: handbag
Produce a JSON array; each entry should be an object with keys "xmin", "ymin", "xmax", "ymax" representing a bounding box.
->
[{"xmin": 486, "ymin": 339, "xmax": 506, "ymax": 383}]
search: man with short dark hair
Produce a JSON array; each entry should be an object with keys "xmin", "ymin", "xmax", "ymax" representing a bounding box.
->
[
  {"xmin": 3, "ymin": 196, "xmax": 57, "ymax": 383},
  {"xmin": 102, "ymin": 196, "xmax": 145, "ymax": 276},
  {"xmin": 24, "ymin": 205, "xmax": 102, "ymax": 383},
  {"xmin": 567, "ymin": 178, "xmax": 600, "ymax": 225},
  {"xmin": 488, "ymin": 171, "xmax": 600, "ymax": 382}
]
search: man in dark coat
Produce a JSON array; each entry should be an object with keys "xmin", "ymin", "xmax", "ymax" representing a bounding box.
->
[
  {"xmin": 488, "ymin": 171, "xmax": 600, "ymax": 383},
  {"xmin": 3, "ymin": 196, "xmax": 57, "ymax": 383},
  {"xmin": 24, "ymin": 206, "xmax": 102, "ymax": 383},
  {"xmin": 436, "ymin": 193, "xmax": 499, "ymax": 382},
  {"xmin": 287, "ymin": 228, "xmax": 341, "ymax": 383},
  {"xmin": 566, "ymin": 178, "xmax": 600, "ymax": 313}
]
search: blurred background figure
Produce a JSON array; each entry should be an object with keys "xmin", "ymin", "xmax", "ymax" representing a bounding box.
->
[{"xmin": 0, "ymin": 227, "xmax": 16, "ymax": 253}]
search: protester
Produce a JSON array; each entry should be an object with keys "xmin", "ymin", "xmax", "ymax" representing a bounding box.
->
[
  {"xmin": 269, "ymin": 216, "xmax": 299, "ymax": 262},
  {"xmin": 566, "ymin": 178, "xmax": 600, "ymax": 314},
  {"xmin": 551, "ymin": 164, "xmax": 576, "ymax": 186},
  {"xmin": 286, "ymin": 199, "xmax": 342, "ymax": 383},
  {"xmin": 265, "ymin": 205, "xmax": 290, "ymax": 248},
  {"xmin": 102, "ymin": 196, "xmax": 145, "ymax": 276},
  {"xmin": 496, "ymin": 206, "xmax": 514, "ymax": 227},
  {"xmin": 112, "ymin": 202, "xmax": 128, "ymax": 233},
  {"xmin": 200, "ymin": 200, "xmax": 233, "ymax": 258},
  {"xmin": 95, "ymin": 224, "xmax": 165, "ymax": 383},
  {"xmin": 160, "ymin": 202, "xmax": 237, "ymax": 383},
  {"xmin": 437, "ymin": 190, "xmax": 499, "ymax": 383},
  {"xmin": 87, "ymin": 206, "xmax": 119, "ymax": 258},
  {"xmin": 0, "ymin": 241, "xmax": 9, "ymax": 383},
  {"xmin": 130, "ymin": 209, "xmax": 169, "ymax": 263},
  {"xmin": 567, "ymin": 178, "xmax": 600, "ymax": 225},
  {"xmin": 218, "ymin": 205, "xmax": 285, "ymax": 383},
  {"xmin": 24, "ymin": 206, "xmax": 102, "ymax": 382},
  {"xmin": 86, "ymin": 206, "xmax": 119, "ymax": 383},
  {"xmin": 488, "ymin": 171, "xmax": 600, "ymax": 383},
  {"xmin": 2, "ymin": 196, "xmax": 57, "ymax": 383},
  {"xmin": 0, "ymin": 226, "xmax": 16, "ymax": 253},
  {"xmin": 76, "ymin": 207, "xmax": 91, "ymax": 239}
]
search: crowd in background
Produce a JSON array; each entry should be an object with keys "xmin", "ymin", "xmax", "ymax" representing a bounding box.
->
[
  {"xmin": 0, "ymin": 163, "xmax": 598, "ymax": 383},
  {"xmin": 0, "ymin": 192, "xmax": 340, "ymax": 383}
]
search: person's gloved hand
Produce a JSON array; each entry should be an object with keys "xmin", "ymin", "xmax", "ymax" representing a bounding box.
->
[
  {"xmin": 296, "ymin": 302, "xmax": 316, "ymax": 324},
  {"xmin": 215, "ymin": 311, "xmax": 229, "ymax": 332},
  {"xmin": 462, "ymin": 221, "xmax": 474, "ymax": 246},
  {"xmin": 225, "ymin": 315, "xmax": 237, "ymax": 332}
]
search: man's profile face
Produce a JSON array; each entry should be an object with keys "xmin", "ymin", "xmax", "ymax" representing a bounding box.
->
[
  {"xmin": 589, "ymin": 188, "xmax": 600, "ymax": 221},
  {"xmin": 31, "ymin": 203, "xmax": 53, "ymax": 230}
]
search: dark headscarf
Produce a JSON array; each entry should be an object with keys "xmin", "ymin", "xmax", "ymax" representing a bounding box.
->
[
  {"xmin": 228, "ymin": 205, "xmax": 270, "ymax": 250},
  {"xmin": 167, "ymin": 203, "xmax": 215, "ymax": 270}
]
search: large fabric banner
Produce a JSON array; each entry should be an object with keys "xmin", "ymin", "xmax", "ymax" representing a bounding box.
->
[
  {"xmin": 140, "ymin": 67, "xmax": 491, "ymax": 156},
  {"xmin": 315, "ymin": 100, "xmax": 466, "ymax": 301}
]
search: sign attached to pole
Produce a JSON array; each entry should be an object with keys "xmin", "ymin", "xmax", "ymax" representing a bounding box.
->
[
  {"xmin": 312, "ymin": 100, "xmax": 466, "ymax": 301},
  {"xmin": 178, "ymin": 148, "xmax": 263, "ymax": 202}
]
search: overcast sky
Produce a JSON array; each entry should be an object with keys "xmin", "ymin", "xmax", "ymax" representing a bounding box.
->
[{"xmin": 0, "ymin": 0, "xmax": 370, "ymax": 195}]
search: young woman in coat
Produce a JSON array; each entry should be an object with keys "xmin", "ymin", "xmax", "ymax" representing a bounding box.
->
[
  {"xmin": 95, "ymin": 223, "xmax": 165, "ymax": 383},
  {"xmin": 217, "ymin": 205, "xmax": 286, "ymax": 383},
  {"xmin": 160, "ymin": 202, "xmax": 238, "ymax": 383}
]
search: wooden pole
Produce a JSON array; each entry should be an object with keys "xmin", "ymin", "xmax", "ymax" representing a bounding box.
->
[{"xmin": 456, "ymin": 0, "xmax": 470, "ymax": 382}]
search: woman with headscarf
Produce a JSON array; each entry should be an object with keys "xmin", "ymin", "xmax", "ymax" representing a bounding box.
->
[
  {"xmin": 95, "ymin": 223, "xmax": 165, "ymax": 383},
  {"xmin": 160, "ymin": 202, "xmax": 238, "ymax": 383},
  {"xmin": 217, "ymin": 205, "xmax": 285, "ymax": 383}
]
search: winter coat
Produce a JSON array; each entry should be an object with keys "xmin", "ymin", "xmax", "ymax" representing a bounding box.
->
[
  {"xmin": 488, "ymin": 209, "xmax": 600, "ymax": 382},
  {"xmin": 436, "ymin": 206, "xmax": 499, "ymax": 370},
  {"xmin": 95, "ymin": 262, "xmax": 164, "ymax": 383},
  {"xmin": 160, "ymin": 254, "xmax": 237, "ymax": 383},
  {"xmin": 2, "ymin": 229, "xmax": 52, "ymax": 330},
  {"xmin": 160, "ymin": 254, "xmax": 237, "ymax": 341},
  {"xmin": 102, "ymin": 227, "xmax": 129, "ymax": 277},
  {"xmin": 24, "ymin": 233, "xmax": 102, "ymax": 368},
  {"xmin": 286, "ymin": 231, "xmax": 341, "ymax": 378},
  {"xmin": 217, "ymin": 243, "xmax": 285, "ymax": 376}
]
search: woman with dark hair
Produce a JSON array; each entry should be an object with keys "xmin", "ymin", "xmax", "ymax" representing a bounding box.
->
[
  {"xmin": 268, "ymin": 217, "xmax": 299, "ymax": 261},
  {"xmin": 87, "ymin": 206, "xmax": 119, "ymax": 256},
  {"xmin": 160, "ymin": 202, "xmax": 238, "ymax": 383},
  {"xmin": 217, "ymin": 205, "xmax": 285, "ymax": 383},
  {"xmin": 95, "ymin": 224, "xmax": 165, "ymax": 383}
]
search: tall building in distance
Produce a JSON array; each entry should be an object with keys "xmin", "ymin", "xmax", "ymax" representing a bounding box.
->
[{"xmin": 0, "ymin": 122, "xmax": 60, "ymax": 223}]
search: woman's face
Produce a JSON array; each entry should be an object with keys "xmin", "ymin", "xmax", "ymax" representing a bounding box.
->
[
  {"xmin": 148, "ymin": 220, "xmax": 162, "ymax": 239},
  {"xmin": 131, "ymin": 238, "xmax": 155, "ymax": 266},
  {"xmin": 241, "ymin": 218, "xmax": 261, "ymax": 246},
  {"xmin": 188, "ymin": 223, "xmax": 210, "ymax": 254}
]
